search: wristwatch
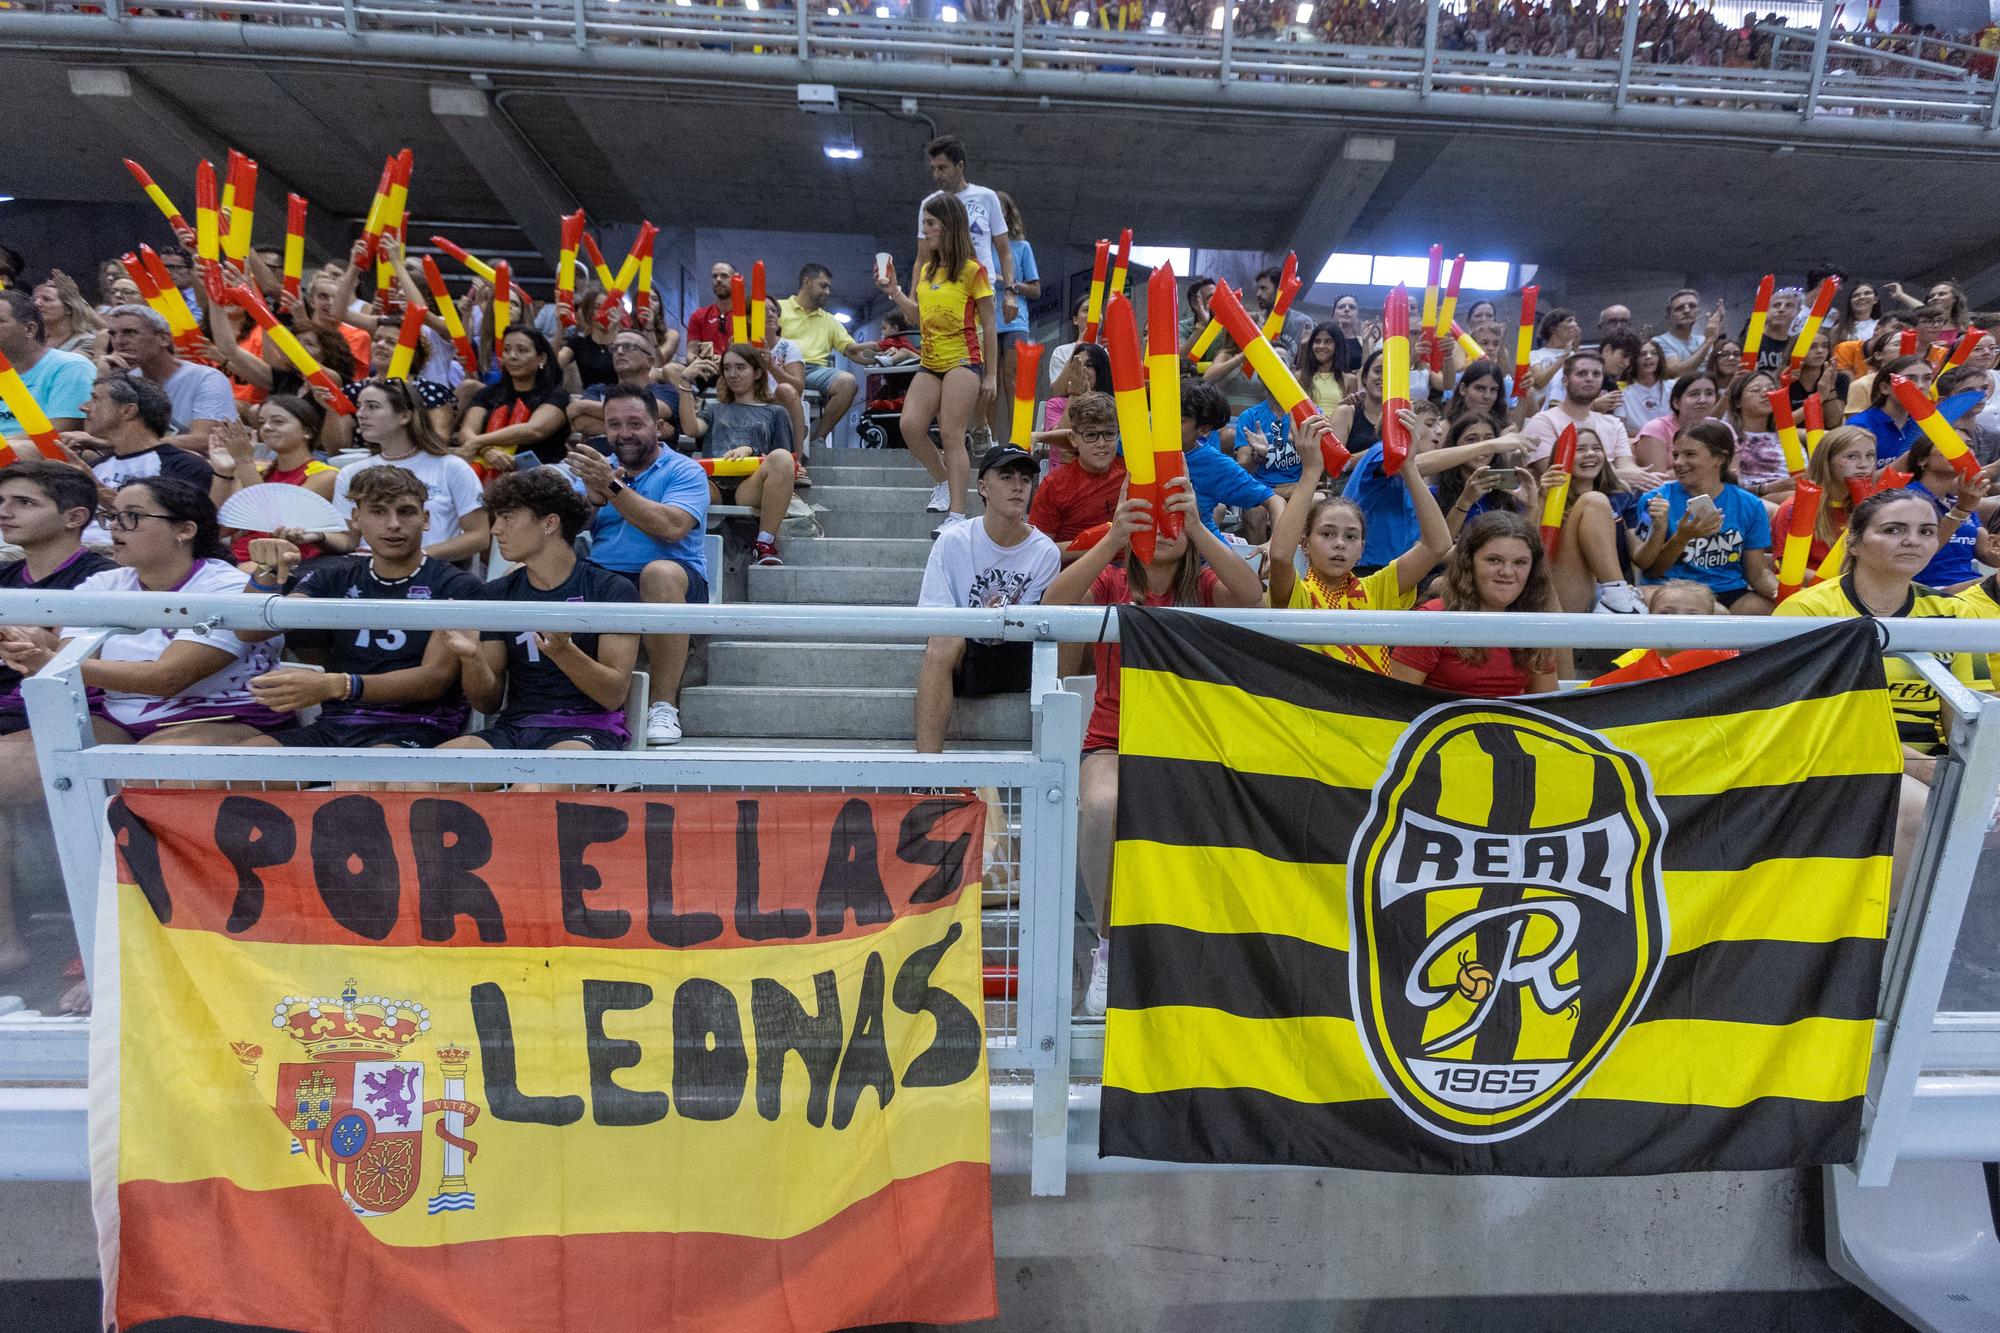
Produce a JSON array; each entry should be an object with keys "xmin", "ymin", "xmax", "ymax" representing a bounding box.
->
[{"xmin": 608, "ymin": 480, "xmax": 626, "ymax": 497}]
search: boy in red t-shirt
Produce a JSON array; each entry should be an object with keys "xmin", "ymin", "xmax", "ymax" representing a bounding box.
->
[{"xmin": 1027, "ymin": 391, "xmax": 1125, "ymax": 562}]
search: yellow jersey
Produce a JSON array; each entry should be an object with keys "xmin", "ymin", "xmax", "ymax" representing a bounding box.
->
[
  {"xmin": 915, "ymin": 258, "xmax": 993, "ymax": 372},
  {"xmin": 1777, "ymin": 573, "xmax": 1971, "ymax": 754},
  {"xmin": 1283, "ymin": 563, "xmax": 1415, "ymax": 674}
]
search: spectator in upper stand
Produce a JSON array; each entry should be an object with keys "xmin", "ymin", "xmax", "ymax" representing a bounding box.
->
[
  {"xmin": 1254, "ymin": 264, "xmax": 1313, "ymax": 364},
  {"xmin": 568, "ymin": 329, "xmax": 680, "ymax": 441},
  {"xmin": 778, "ymin": 263, "xmax": 882, "ymax": 464},
  {"xmin": 685, "ymin": 343, "xmax": 797, "ymax": 568},
  {"xmin": 32, "ymin": 271, "xmax": 104, "ymax": 359},
  {"xmin": 214, "ymin": 464, "xmax": 484, "ymax": 751},
  {"xmin": 99, "ymin": 305, "xmax": 234, "ymax": 452},
  {"xmin": 1527, "ymin": 307, "xmax": 1581, "ymax": 400},
  {"xmin": 1234, "ymin": 375, "xmax": 1304, "ymax": 544},
  {"xmin": 1178, "ymin": 275, "xmax": 1218, "ymax": 359},
  {"xmin": 1596, "ymin": 303, "xmax": 1633, "ymax": 346},
  {"xmin": 1654, "ymin": 288, "xmax": 1723, "ymax": 378},
  {"xmin": 460, "ymin": 326, "xmax": 571, "ymax": 468},
  {"xmin": 566, "ymin": 386, "xmax": 711, "ymax": 747},
  {"xmin": 68, "ymin": 377, "xmax": 213, "ymax": 545},
  {"xmin": 156, "ymin": 248, "xmax": 200, "ymax": 315},
  {"xmin": 0, "ymin": 289, "xmax": 92, "ymax": 439},
  {"xmin": 879, "ymin": 192, "xmax": 998, "ymax": 534},
  {"xmin": 1181, "ymin": 379, "xmax": 1282, "ymax": 542},
  {"xmin": 918, "ymin": 135, "xmax": 1014, "ymax": 352},
  {"xmin": 1027, "ymin": 391, "xmax": 1124, "ymax": 561},
  {"xmin": 1522, "ymin": 350, "xmax": 1654, "ymax": 489},
  {"xmin": 440, "ymin": 470, "xmax": 642, "ymax": 765},
  {"xmin": 914, "ymin": 444, "xmax": 1060, "ymax": 754},
  {"xmin": 1296, "ymin": 322, "xmax": 1350, "ymax": 416},
  {"xmin": 991, "ymin": 191, "xmax": 1042, "ymax": 436},
  {"xmin": 1848, "ymin": 354, "xmax": 1934, "ymax": 464},
  {"xmin": 558, "ymin": 289, "xmax": 625, "ymax": 393},
  {"xmin": 681, "ymin": 262, "xmax": 736, "ymax": 384},
  {"xmin": 1754, "ymin": 287, "xmax": 1805, "ymax": 377},
  {"xmin": 0, "ymin": 461, "xmax": 114, "ymax": 738}
]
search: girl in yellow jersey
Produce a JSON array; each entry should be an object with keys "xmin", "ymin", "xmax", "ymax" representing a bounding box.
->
[
  {"xmin": 877, "ymin": 192, "xmax": 997, "ymax": 533},
  {"xmin": 1268, "ymin": 414, "xmax": 1453, "ymax": 672},
  {"xmin": 1777, "ymin": 489, "xmax": 1970, "ymax": 875}
]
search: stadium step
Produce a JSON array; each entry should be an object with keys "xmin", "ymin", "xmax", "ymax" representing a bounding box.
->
[
  {"xmin": 809, "ymin": 485, "xmax": 961, "ymax": 513},
  {"xmin": 776, "ymin": 537, "xmax": 934, "ymax": 569},
  {"xmin": 705, "ymin": 641, "xmax": 924, "ymax": 689},
  {"xmin": 814, "ymin": 509, "xmax": 968, "ymax": 541},
  {"xmin": 811, "ymin": 449, "xmax": 931, "ymax": 472},
  {"xmin": 800, "ymin": 465, "xmax": 943, "ymax": 488},
  {"xmin": 677, "ymin": 685, "xmax": 1027, "ymax": 742},
  {"xmin": 746, "ymin": 565, "xmax": 924, "ymax": 606}
]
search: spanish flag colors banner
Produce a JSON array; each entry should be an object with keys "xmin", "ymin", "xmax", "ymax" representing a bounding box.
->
[
  {"xmin": 92, "ymin": 790, "xmax": 997, "ymax": 1332},
  {"xmin": 1101, "ymin": 610, "xmax": 1898, "ymax": 1175}
]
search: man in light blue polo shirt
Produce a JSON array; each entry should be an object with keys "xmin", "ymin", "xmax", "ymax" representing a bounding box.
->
[
  {"xmin": 0, "ymin": 290, "xmax": 93, "ymax": 439},
  {"xmin": 565, "ymin": 385, "xmax": 710, "ymax": 745}
]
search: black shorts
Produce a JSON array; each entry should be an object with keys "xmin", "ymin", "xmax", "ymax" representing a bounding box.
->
[
  {"xmin": 0, "ymin": 712, "xmax": 27, "ymax": 736},
  {"xmin": 276, "ymin": 717, "xmax": 455, "ymax": 750},
  {"xmin": 472, "ymin": 721, "xmax": 627, "ymax": 752},
  {"xmin": 953, "ymin": 640, "xmax": 1031, "ymax": 698},
  {"xmin": 1714, "ymin": 586, "xmax": 1757, "ymax": 608},
  {"xmin": 593, "ymin": 560, "xmax": 710, "ymax": 611}
]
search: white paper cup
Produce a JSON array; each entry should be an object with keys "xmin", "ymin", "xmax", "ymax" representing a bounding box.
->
[{"xmin": 876, "ymin": 252, "xmax": 893, "ymax": 284}]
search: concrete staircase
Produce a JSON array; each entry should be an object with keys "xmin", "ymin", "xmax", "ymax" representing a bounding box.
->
[{"xmin": 677, "ymin": 448, "xmax": 1031, "ymax": 747}]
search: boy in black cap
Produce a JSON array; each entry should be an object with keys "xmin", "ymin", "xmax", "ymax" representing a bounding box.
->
[{"xmin": 914, "ymin": 444, "xmax": 1059, "ymax": 752}]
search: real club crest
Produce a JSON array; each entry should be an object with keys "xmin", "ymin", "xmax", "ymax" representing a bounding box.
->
[
  {"xmin": 241, "ymin": 981, "xmax": 482, "ymax": 1217},
  {"xmin": 1348, "ymin": 701, "xmax": 1669, "ymax": 1144}
]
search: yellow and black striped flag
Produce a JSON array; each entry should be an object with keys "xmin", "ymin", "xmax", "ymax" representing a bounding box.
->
[{"xmin": 1101, "ymin": 610, "xmax": 1899, "ymax": 1175}]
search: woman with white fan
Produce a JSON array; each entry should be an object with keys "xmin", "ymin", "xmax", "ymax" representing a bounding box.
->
[
  {"xmin": 299, "ymin": 380, "xmax": 490, "ymax": 566},
  {"xmin": 210, "ymin": 395, "xmax": 338, "ymax": 568}
]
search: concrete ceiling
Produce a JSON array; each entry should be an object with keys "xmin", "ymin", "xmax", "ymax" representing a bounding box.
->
[{"xmin": 5, "ymin": 51, "xmax": 1999, "ymax": 311}]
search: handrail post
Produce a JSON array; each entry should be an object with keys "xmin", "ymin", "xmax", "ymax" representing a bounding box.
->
[
  {"xmin": 1219, "ymin": 0, "xmax": 1235, "ymax": 83},
  {"xmin": 340, "ymin": 0, "xmax": 357, "ymax": 36},
  {"xmin": 1987, "ymin": 55, "xmax": 2000, "ymax": 129},
  {"xmin": 798, "ymin": 0, "xmax": 811, "ymax": 58},
  {"xmin": 21, "ymin": 632, "xmax": 116, "ymax": 983},
  {"xmin": 573, "ymin": 0, "xmax": 587, "ymax": 49},
  {"xmin": 1012, "ymin": 0, "xmax": 1024, "ymax": 73},
  {"xmin": 1803, "ymin": 0, "xmax": 1838, "ymax": 119},
  {"xmin": 1614, "ymin": 0, "xmax": 1640, "ymax": 109},
  {"xmin": 1419, "ymin": 0, "xmax": 1439, "ymax": 97},
  {"xmin": 1023, "ymin": 639, "xmax": 1082, "ymax": 1196}
]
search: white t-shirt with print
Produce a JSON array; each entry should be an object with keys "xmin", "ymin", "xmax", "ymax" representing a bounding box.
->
[
  {"xmin": 919, "ymin": 517, "xmax": 1060, "ymax": 643},
  {"xmin": 918, "ymin": 183, "xmax": 1008, "ymax": 279}
]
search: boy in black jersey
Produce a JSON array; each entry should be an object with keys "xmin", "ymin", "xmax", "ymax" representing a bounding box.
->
[
  {"xmin": 440, "ymin": 469, "xmax": 640, "ymax": 755},
  {"xmin": 0, "ymin": 461, "xmax": 114, "ymax": 735},
  {"xmin": 222, "ymin": 465, "xmax": 484, "ymax": 749}
]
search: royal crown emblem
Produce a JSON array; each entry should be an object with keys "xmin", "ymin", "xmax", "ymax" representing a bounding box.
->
[{"xmin": 243, "ymin": 981, "xmax": 483, "ymax": 1218}]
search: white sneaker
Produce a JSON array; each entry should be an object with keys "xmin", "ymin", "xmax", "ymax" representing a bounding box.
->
[
  {"xmin": 931, "ymin": 511, "xmax": 968, "ymax": 539},
  {"xmin": 1594, "ymin": 580, "xmax": 1647, "ymax": 614},
  {"xmin": 1084, "ymin": 940, "xmax": 1111, "ymax": 1018},
  {"xmin": 645, "ymin": 701, "xmax": 682, "ymax": 745},
  {"xmin": 925, "ymin": 482, "xmax": 950, "ymax": 513}
]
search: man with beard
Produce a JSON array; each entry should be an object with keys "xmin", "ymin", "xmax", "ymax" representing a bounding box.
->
[{"xmin": 567, "ymin": 386, "xmax": 710, "ymax": 745}]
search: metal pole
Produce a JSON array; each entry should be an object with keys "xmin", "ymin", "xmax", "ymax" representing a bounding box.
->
[
  {"xmin": 20, "ymin": 634, "xmax": 116, "ymax": 983},
  {"xmin": 1419, "ymin": 0, "xmax": 1439, "ymax": 98},
  {"xmin": 1012, "ymin": 0, "xmax": 1024, "ymax": 73},
  {"xmin": 1024, "ymin": 641, "xmax": 1083, "ymax": 1196},
  {"xmin": 1803, "ymin": 0, "xmax": 1838, "ymax": 119},
  {"xmin": 1987, "ymin": 54, "xmax": 2000, "ymax": 130},
  {"xmin": 1219, "ymin": 0, "xmax": 1234, "ymax": 83},
  {"xmin": 1851, "ymin": 659, "xmax": 2000, "ymax": 1185},
  {"xmin": 341, "ymin": 0, "xmax": 358, "ymax": 36},
  {"xmin": 798, "ymin": 0, "xmax": 811, "ymax": 58},
  {"xmin": 573, "ymin": 0, "xmax": 587, "ymax": 48},
  {"xmin": 1614, "ymin": 0, "xmax": 1640, "ymax": 110}
]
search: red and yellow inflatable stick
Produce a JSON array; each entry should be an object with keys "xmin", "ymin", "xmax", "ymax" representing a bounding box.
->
[
  {"xmin": 1380, "ymin": 282, "xmax": 1412, "ymax": 475},
  {"xmin": 1767, "ymin": 389, "xmax": 1805, "ymax": 475},
  {"xmin": 422, "ymin": 257, "xmax": 478, "ymax": 370},
  {"xmin": 1068, "ymin": 521, "xmax": 1110, "ymax": 553},
  {"xmin": 1785, "ymin": 276, "xmax": 1838, "ymax": 382},
  {"xmin": 1449, "ymin": 320, "xmax": 1483, "ymax": 363},
  {"xmin": 1776, "ymin": 477, "xmax": 1822, "ymax": 601},
  {"xmin": 729, "ymin": 273, "xmax": 748, "ymax": 346},
  {"xmin": 1539, "ymin": 422, "xmax": 1576, "ymax": 557},
  {"xmin": 1419, "ymin": 245, "xmax": 1442, "ymax": 349},
  {"xmin": 579, "ymin": 232, "xmax": 617, "ymax": 300},
  {"xmin": 194, "ymin": 159, "xmax": 222, "ymax": 299},
  {"xmin": 1208, "ymin": 283, "xmax": 1348, "ymax": 475},
  {"xmin": 122, "ymin": 159, "xmax": 196, "ymax": 249},
  {"xmin": 1588, "ymin": 648, "xmax": 1736, "ymax": 687},
  {"xmin": 225, "ymin": 286, "xmax": 354, "ymax": 415},
  {"xmin": 1183, "ymin": 311, "xmax": 1223, "ymax": 365},
  {"xmin": 0, "ymin": 345, "xmax": 62, "ymax": 452},
  {"xmin": 555, "ymin": 210, "xmax": 585, "ymax": 331},
  {"xmin": 1247, "ymin": 267, "xmax": 1302, "ymax": 384},
  {"xmin": 281, "ymin": 195, "xmax": 308, "ymax": 305},
  {"xmin": 385, "ymin": 296, "xmax": 428, "ymax": 383},
  {"xmin": 222, "ymin": 150, "xmax": 257, "ymax": 265},
  {"xmin": 634, "ymin": 237, "xmax": 656, "ymax": 329},
  {"xmin": 1432, "ymin": 253, "xmax": 1466, "ymax": 373},
  {"xmin": 1937, "ymin": 328, "xmax": 1986, "ymax": 387},
  {"xmin": 492, "ymin": 261, "xmax": 513, "ymax": 347},
  {"xmin": 1105, "ymin": 293, "xmax": 1158, "ymax": 563},
  {"xmin": 1008, "ymin": 340, "xmax": 1043, "ymax": 450},
  {"xmin": 1081, "ymin": 239, "xmax": 1111, "ymax": 343},
  {"xmin": 750, "ymin": 261, "xmax": 768, "ymax": 345},
  {"xmin": 1512, "ymin": 284, "xmax": 1538, "ymax": 402},
  {"xmin": 1740, "ymin": 274, "xmax": 1773, "ymax": 374},
  {"xmin": 1147, "ymin": 263, "xmax": 1187, "ymax": 543},
  {"xmin": 1891, "ymin": 374, "xmax": 1981, "ymax": 481},
  {"xmin": 430, "ymin": 235, "xmax": 497, "ymax": 284},
  {"xmin": 1802, "ymin": 392, "xmax": 1825, "ymax": 455},
  {"xmin": 698, "ymin": 457, "xmax": 762, "ymax": 478},
  {"xmin": 124, "ymin": 249, "xmax": 205, "ymax": 362},
  {"xmin": 1109, "ymin": 228, "xmax": 1133, "ymax": 298}
]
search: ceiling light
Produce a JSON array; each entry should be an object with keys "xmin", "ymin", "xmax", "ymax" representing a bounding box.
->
[
  {"xmin": 875, "ymin": 3, "xmax": 889, "ymax": 14},
  {"xmin": 826, "ymin": 5, "xmax": 838, "ymax": 12},
  {"xmin": 745, "ymin": 0, "xmax": 760, "ymax": 9},
  {"xmin": 1295, "ymin": 2, "xmax": 1312, "ymax": 20},
  {"xmin": 941, "ymin": 4, "xmax": 959, "ymax": 18},
  {"xmin": 834, "ymin": 311, "xmax": 853, "ymax": 325},
  {"xmin": 1072, "ymin": 9, "xmax": 1089, "ymax": 24},
  {"xmin": 1209, "ymin": 7, "xmax": 1225, "ymax": 29},
  {"xmin": 823, "ymin": 143, "xmax": 863, "ymax": 161},
  {"xmin": 1150, "ymin": 9, "xmax": 1166, "ymax": 26}
]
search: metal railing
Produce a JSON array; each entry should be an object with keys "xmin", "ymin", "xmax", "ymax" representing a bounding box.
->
[
  {"xmin": 8, "ymin": 0, "xmax": 2000, "ymax": 140},
  {"xmin": 4, "ymin": 594, "xmax": 2000, "ymax": 1196}
]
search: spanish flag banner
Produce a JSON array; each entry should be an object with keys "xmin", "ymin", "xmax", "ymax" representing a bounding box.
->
[
  {"xmin": 1101, "ymin": 611, "xmax": 1898, "ymax": 1175},
  {"xmin": 92, "ymin": 790, "xmax": 998, "ymax": 1332}
]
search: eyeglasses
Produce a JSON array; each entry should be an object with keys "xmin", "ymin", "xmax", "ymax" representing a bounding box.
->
[
  {"xmin": 96, "ymin": 509, "xmax": 174, "ymax": 530},
  {"xmin": 1076, "ymin": 430, "xmax": 1118, "ymax": 445}
]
